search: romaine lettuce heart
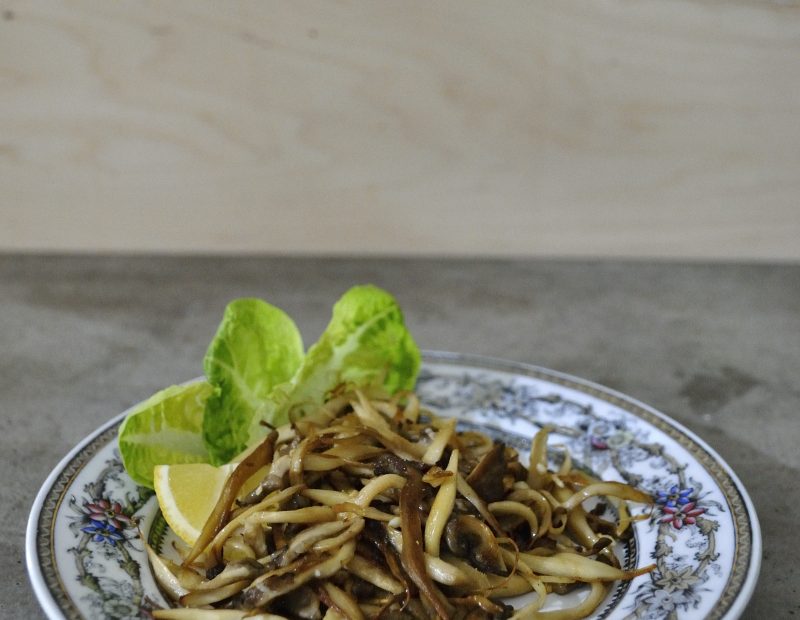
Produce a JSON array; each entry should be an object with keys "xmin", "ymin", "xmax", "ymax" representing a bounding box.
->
[
  {"xmin": 118, "ymin": 382, "xmax": 213, "ymax": 488},
  {"xmin": 118, "ymin": 286, "xmax": 421, "ymax": 476},
  {"xmin": 281, "ymin": 284, "xmax": 421, "ymax": 419},
  {"xmin": 202, "ymin": 298, "xmax": 304, "ymax": 465}
]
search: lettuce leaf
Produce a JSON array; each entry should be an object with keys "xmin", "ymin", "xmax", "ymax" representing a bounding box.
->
[
  {"xmin": 271, "ymin": 284, "xmax": 421, "ymax": 423},
  {"xmin": 118, "ymin": 381, "xmax": 213, "ymax": 488},
  {"xmin": 119, "ymin": 286, "xmax": 420, "ymax": 477},
  {"xmin": 202, "ymin": 298, "xmax": 304, "ymax": 464}
]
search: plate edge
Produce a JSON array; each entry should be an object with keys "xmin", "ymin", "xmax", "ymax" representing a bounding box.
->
[{"xmin": 26, "ymin": 409, "xmax": 130, "ymax": 620}]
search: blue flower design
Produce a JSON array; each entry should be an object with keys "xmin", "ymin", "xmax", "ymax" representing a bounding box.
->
[
  {"xmin": 655, "ymin": 485, "xmax": 693, "ymax": 508},
  {"xmin": 81, "ymin": 519, "xmax": 125, "ymax": 546}
]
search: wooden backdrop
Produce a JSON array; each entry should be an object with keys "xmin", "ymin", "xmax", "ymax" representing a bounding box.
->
[{"xmin": 2, "ymin": 1, "xmax": 799, "ymax": 259}]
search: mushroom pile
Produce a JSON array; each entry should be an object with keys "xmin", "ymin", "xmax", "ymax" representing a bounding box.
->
[{"xmin": 150, "ymin": 389, "xmax": 654, "ymax": 620}]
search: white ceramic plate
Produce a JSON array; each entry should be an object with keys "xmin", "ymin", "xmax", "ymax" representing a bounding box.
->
[{"xmin": 27, "ymin": 352, "xmax": 761, "ymax": 619}]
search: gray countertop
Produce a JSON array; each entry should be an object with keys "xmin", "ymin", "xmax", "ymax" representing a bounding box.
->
[{"xmin": 6, "ymin": 256, "xmax": 798, "ymax": 618}]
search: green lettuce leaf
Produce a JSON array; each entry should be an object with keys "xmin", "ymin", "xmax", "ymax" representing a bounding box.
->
[
  {"xmin": 202, "ymin": 298, "xmax": 304, "ymax": 464},
  {"xmin": 119, "ymin": 286, "xmax": 420, "ymax": 479},
  {"xmin": 118, "ymin": 381, "xmax": 213, "ymax": 488},
  {"xmin": 271, "ymin": 284, "xmax": 421, "ymax": 424}
]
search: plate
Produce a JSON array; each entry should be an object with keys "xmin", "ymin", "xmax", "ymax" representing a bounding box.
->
[{"xmin": 27, "ymin": 352, "xmax": 761, "ymax": 619}]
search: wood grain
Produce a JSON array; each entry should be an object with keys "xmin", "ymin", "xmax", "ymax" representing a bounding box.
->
[{"xmin": 1, "ymin": 1, "xmax": 799, "ymax": 258}]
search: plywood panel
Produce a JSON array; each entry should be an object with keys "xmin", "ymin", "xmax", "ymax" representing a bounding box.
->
[{"xmin": 1, "ymin": 1, "xmax": 799, "ymax": 258}]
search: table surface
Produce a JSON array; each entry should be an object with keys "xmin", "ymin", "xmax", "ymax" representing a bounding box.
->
[{"xmin": 5, "ymin": 255, "xmax": 798, "ymax": 618}]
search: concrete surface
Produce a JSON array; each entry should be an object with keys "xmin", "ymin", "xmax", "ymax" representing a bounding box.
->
[{"xmin": 4, "ymin": 255, "xmax": 798, "ymax": 618}]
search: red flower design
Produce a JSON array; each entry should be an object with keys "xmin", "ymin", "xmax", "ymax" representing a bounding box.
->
[
  {"xmin": 83, "ymin": 499, "xmax": 134, "ymax": 531},
  {"xmin": 660, "ymin": 501, "xmax": 705, "ymax": 529}
]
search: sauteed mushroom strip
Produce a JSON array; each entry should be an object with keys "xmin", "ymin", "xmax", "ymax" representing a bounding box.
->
[
  {"xmin": 399, "ymin": 468, "xmax": 453, "ymax": 619},
  {"xmin": 424, "ymin": 449, "xmax": 459, "ymax": 556},
  {"xmin": 150, "ymin": 389, "xmax": 653, "ymax": 619},
  {"xmin": 183, "ymin": 431, "xmax": 278, "ymax": 566}
]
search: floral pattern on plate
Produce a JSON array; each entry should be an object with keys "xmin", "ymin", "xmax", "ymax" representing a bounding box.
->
[{"xmin": 27, "ymin": 353, "xmax": 760, "ymax": 620}]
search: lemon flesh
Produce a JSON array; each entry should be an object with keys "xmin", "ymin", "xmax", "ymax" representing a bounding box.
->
[{"xmin": 153, "ymin": 463, "xmax": 237, "ymax": 546}]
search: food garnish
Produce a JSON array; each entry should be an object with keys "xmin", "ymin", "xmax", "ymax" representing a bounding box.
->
[
  {"xmin": 119, "ymin": 285, "xmax": 420, "ymax": 481},
  {"xmin": 118, "ymin": 286, "xmax": 654, "ymax": 619}
]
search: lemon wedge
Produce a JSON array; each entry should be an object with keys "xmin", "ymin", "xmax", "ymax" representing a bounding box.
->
[{"xmin": 153, "ymin": 462, "xmax": 238, "ymax": 546}]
